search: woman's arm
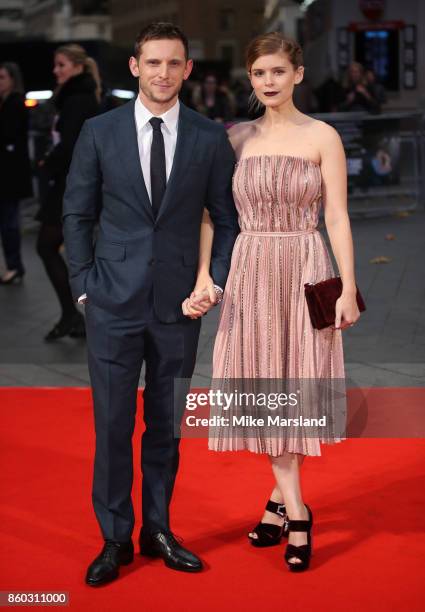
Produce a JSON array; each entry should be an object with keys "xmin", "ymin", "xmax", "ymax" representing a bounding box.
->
[
  {"xmin": 194, "ymin": 208, "xmax": 216, "ymax": 302},
  {"xmin": 198, "ymin": 207, "xmax": 214, "ymax": 275},
  {"xmin": 182, "ymin": 208, "xmax": 216, "ymax": 319},
  {"xmin": 319, "ymin": 122, "xmax": 361, "ymax": 329},
  {"xmin": 182, "ymin": 123, "xmax": 242, "ymax": 318}
]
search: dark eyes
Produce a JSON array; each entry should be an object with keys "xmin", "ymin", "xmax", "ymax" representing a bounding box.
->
[
  {"xmin": 252, "ymin": 69, "xmax": 285, "ymax": 77},
  {"xmin": 147, "ymin": 60, "xmax": 181, "ymax": 66}
]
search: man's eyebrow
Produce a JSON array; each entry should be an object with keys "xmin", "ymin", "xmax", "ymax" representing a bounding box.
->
[{"xmin": 144, "ymin": 57, "xmax": 184, "ymax": 62}]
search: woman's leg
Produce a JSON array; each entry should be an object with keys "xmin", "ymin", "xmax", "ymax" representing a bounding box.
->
[
  {"xmin": 36, "ymin": 223, "xmax": 79, "ymax": 321},
  {"xmin": 271, "ymin": 452, "xmax": 309, "ymax": 564},
  {"xmin": 0, "ymin": 198, "xmax": 24, "ymax": 277},
  {"xmin": 248, "ymin": 455, "xmax": 305, "ymax": 539}
]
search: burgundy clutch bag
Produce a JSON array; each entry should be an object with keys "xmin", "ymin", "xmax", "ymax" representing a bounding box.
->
[{"xmin": 304, "ymin": 277, "xmax": 366, "ymax": 330}]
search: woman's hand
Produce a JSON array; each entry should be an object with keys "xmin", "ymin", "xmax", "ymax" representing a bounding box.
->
[
  {"xmin": 334, "ymin": 291, "xmax": 361, "ymax": 330},
  {"xmin": 181, "ymin": 271, "xmax": 216, "ymax": 319},
  {"xmin": 192, "ymin": 271, "xmax": 216, "ymax": 304}
]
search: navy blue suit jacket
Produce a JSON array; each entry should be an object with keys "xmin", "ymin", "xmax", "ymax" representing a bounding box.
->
[{"xmin": 62, "ymin": 100, "xmax": 239, "ymax": 322}]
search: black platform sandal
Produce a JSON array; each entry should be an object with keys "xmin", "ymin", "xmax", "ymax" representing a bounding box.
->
[
  {"xmin": 248, "ymin": 500, "xmax": 289, "ymax": 547},
  {"xmin": 284, "ymin": 504, "xmax": 313, "ymax": 572}
]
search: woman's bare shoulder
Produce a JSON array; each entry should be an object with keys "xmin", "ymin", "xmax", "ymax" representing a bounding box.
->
[
  {"xmin": 227, "ymin": 120, "xmax": 256, "ymax": 148},
  {"xmin": 298, "ymin": 118, "xmax": 343, "ymax": 162},
  {"xmin": 308, "ymin": 118, "xmax": 342, "ymax": 144}
]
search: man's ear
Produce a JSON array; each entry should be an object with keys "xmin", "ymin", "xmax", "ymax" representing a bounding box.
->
[
  {"xmin": 129, "ymin": 56, "xmax": 140, "ymax": 77},
  {"xmin": 183, "ymin": 59, "xmax": 194, "ymax": 81}
]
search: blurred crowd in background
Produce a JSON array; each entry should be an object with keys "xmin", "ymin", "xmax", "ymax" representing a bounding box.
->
[
  {"xmin": 182, "ymin": 59, "xmax": 385, "ymax": 119},
  {"xmin": 0, "ymin": 42, "xmax": 392, "ymax": 341}
]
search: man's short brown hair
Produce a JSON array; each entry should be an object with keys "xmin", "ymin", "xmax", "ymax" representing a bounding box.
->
[{"xmin": 134, "ymin": 22, "xmax": 189, "ymax": 60}]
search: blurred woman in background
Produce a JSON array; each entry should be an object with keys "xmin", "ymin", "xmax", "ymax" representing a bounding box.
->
[
  {"xmin": 0, "ymin": 62, "xmax": 32, "ymax": 285},
  {"xmin": 36, "ymin": 44, "xmax": 100, "ymax": 341},
  {"xmin": 192, "ymin": 73, "xmax": 233, "ymax": 122},
  {"xmin": 339, "ymin": 61, "xmax": 380, "ymax": 113}
]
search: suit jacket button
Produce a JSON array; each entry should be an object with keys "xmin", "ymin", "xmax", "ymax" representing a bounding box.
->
[{"xmin": 149, "ymin": 258, "xmax": 155, "ymax": 266}]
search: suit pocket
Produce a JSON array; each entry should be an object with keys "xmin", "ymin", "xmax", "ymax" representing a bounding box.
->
[{"xmin": 95, "ymin": 242, "xmax": 126, "ymax": 261}]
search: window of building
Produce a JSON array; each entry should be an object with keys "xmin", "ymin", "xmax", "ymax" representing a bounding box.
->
[
  {"xmin": 219, "ymin": 44, "xmax": 235, "ymax": 68},
  {"xmin": 0, "ymin": 9, "xmax": 23, "ymax": 21},
  {"xmin": 355, "ymin": 29, "xmax": 399, "ymax": 91},
  {"xmin": 219, "ymin": 8, "xmax": 235, "ymax": 31}
]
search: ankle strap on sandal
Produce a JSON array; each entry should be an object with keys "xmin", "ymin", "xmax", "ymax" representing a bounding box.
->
[
  {"xmin": 265, "ymin": 500, "xmax": 286, "ymax": 517},
  {"xmin": 287, "ymin": 519, "xmax": 311, "ymax": 532}
]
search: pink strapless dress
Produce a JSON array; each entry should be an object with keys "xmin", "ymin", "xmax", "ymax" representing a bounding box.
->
[{"xmin": 209, "ymin": 155, "xmax": 346, "ymax": 456}]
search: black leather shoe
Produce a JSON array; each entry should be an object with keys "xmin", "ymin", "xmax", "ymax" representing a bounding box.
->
[
  {"xmin": 44, "ymin": 312, "xmax": 86, "ymax": 342},
  {"xmin": 139, "ymin": 530, "xmax": 203, "ymax": 573},
  {"xmin": 85, "ymin": 540, "xmax": 134, "ymax": 586}
]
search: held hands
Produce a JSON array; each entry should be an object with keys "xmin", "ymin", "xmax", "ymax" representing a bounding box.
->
[
  {"xmin": 333, "ymin": 291, "xmax": 361, "ymax": 330},
  {"xmin": 182, "ymin": 273, "xmax": 217, "ymax": 319}
]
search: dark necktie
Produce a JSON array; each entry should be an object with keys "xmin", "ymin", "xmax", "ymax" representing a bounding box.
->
[{"xmin": 149, "ymin": 117, "xmax": 166, "ymax": 218}]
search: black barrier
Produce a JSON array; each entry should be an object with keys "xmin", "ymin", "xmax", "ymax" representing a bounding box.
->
[
  {"xmin": 29, "ymin": 110, "xmax": 425, "ymax": 216},
  {"xmin": 312, "ymin": 111, "xmax": 425, "ymax": 217}
]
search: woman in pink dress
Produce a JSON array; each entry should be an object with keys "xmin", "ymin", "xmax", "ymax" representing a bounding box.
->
[{"xmin": 184, "ymin": 32, "xmax": 361, "ymax": 572}]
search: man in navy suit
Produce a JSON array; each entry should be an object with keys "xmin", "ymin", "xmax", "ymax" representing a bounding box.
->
[{"xmin": 63, "ymin": 22, "xmax": 239, "ymax": 586}]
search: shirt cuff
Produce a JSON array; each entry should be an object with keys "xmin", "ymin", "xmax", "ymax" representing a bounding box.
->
[{"xmin": 78, "ymin": 293, "xmax": 87, "ymax": 304}]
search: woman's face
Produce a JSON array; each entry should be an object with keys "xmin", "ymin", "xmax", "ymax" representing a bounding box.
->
[
  {"xmin": 0, "ymin": 68, "xmax": 14, "ymax": 97},
  {"xmin": 53, "ymin": 53, "xmax": 83, "ymax": 85},
  {"xmin": 249, "ymin": 52, "xmax": 303, "ymax": 108},
  {"xmin": 204, "ymin": 75, "xmax": 217, "ymax": 93},
  {"xmin": 349, "ymin": 63, "xmax": 363, "ymax": 84}
]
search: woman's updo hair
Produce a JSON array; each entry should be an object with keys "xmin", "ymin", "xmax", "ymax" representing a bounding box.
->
[
  {"xmin": 245, "ymin": 32, "xmax": 303, "ymax": 113},
  {"xmin": 54, "ymin": 43, "xmax": 101, "ymax": 102},
  {"xmin": 246, "ymin": 32, "xmax": 303, "ymax": 72}
]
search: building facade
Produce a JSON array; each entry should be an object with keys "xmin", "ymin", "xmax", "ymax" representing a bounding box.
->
[
  {"xmin": 23, "ymin": 0, "xmax": 111, "ymax": 41},
  {"xmin": 264, "ymin": 0, "xmax": 304, "ymax": 41},
  {"xmin": 302, "ymin": 0, "xmax": 425, "ymax": 109},
  {"xmin": 0, "ymin": 0, "xmax": 25, "ymax": 40},
  {"xmin": 110, "ymin": 0, "xmax": 265, "ymax": 70}
]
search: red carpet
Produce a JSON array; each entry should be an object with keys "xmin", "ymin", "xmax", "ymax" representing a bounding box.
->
[{"xmin": 1, "ymin": 387, "xmax": 424, "ymax": 611}]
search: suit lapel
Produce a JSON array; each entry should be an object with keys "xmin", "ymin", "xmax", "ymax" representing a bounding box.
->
[
  {"xmin": 113, "ymin": 100, "xmax": 154, "ymax": 221},
  {"xmin": 156, "ymin": 103, "xmax": 199, "ymax": 222}
]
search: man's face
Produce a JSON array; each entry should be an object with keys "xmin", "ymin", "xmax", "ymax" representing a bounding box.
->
[{"xmin": 129, "ymin": 38, "xmax": 193, "ymax": 107}]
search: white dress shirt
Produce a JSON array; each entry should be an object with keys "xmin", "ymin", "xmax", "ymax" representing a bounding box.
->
[{"xmin": 134, "ymin": 95, "xmax": 179, "ymax": 202}]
